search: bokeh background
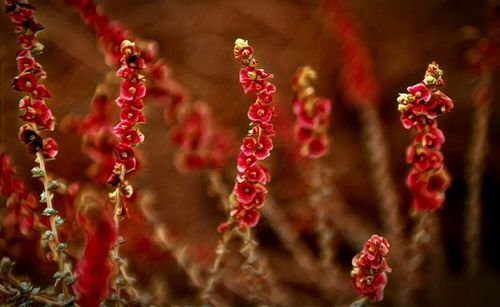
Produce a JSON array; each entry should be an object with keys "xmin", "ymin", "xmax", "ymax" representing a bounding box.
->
[{"xmin": 1, "ymin": 0, "xmax": 499, "ymax": 306}]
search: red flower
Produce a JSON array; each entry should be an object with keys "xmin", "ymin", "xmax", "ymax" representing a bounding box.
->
[
  {"xmin": 119, "ymin": 79, "xmax": 146, "ymax": 100},
  {"xmin": 237, "ymin": 152, "xmax": 257, "ymax": 173},
  {"xmin": 232, "ymin": 207, "xmax": 261, "ymax": 228},
  {"xmin": 42, "ymin": 138, "xmax": 58, "ymax": 158},
  {"xmin": 407, "ymin": 83, "xmax": 431, "ymax": 103},
  {"xmin": 240, "ymin": 164, "xmax": 267, "ymax": 184},
  {"xmin": 113, "ymin": 143, "xmax": 136, "ymax": 172},
  {"xmin": 120, "ymin": 107, "xmax": 145, "ymax": 124},
  {"xmin": 18, "ymin": 97, "xmax": 54, "ymax": 129},
  {"xmin": 12, "ymin": 73, "xmax": 37, "ymax": 92},
  {"xmin": 121, "ymin": 129, "xmax": 144, "ymax": 146},
  {"xmin": 254, "ymin": 135, "xmax": 273, "ymax": 160},
  {"xmin": 235, "ymin": 181, "xmax": 257, "ymax": 204},
  {"xmin": 113, "ymin": 120, "xmax": 133, "ymax": 137},
  {"xmin": 351, "ymin": 268, "xmax": 388, "ymax": 302},
  {"xmin": 247, "ymin": 102, "xmax": 274, "ymax": 123},
  {"xmin": 306, "ymin": 135, "xmax": 329, "ymax": 159},
  {"xmin": 240, "ymin": 185, "xmax": 267, "ymax": 210}
]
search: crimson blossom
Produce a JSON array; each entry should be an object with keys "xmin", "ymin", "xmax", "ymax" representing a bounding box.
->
[
  {"xmin": 397, "ymin": 62, "xmax": 454, "ymax": 211},
  {"xmin": 218, "ymin": 39, "xmax": 276, "ymax": 231},
  {"xmin": 351, "ymin": 235, "xmax": 391, "ymax": 302}
]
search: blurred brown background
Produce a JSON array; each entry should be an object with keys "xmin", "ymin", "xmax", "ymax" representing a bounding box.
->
[{"xmin": 1, "ymin": 0, "xmax": 499, "ymax": 306}]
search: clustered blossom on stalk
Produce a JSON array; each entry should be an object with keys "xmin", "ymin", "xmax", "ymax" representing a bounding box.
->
[
  {"xmin": 7, "ymin": 0, "xmax": 57, "ymax": 155},
  {"xmin": 351, "ymin": 235, "xmax": 391, "ymax": 302},
  {"xmin": 291, "ymin": 66, "xmax": 331, "ymax": 159},
  {"xmin": 397, "ymin": 62, "xmax": 454, "ymax": 211},
  {"xmin": 61, "ymin": 89, "xmax": 118, "ymax": 183},
  {"xmin": 107, "ymin": 40, "xmax": 147, "ymax": 207},
  {"xmin": 169, "ymin": 102, "xmax": 233, "ymax": 172},
  {"xmin": 73, "ymin": 195, "xmax": 118, "ymax": 307},
  {"xmin": 218, "ymin": 39, "xmax": 276, "ymax": 231},
  {"xmin": 0, "ymin": 152, "xmax": 42, "ymax": 236}
]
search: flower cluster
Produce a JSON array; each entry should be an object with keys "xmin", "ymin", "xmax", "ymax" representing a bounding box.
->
[
  {"xmin": 324, "ymin": 0, "xmax": 380, "ymax": 106},
  {"xmin": 7, "ymin": 0, "xmax": 58, "ymax": 158},
  {"xmin": 291, "ymin": 66, "xmax": 331, "ymax": 159},
  {"xmin": 397, "ymin": 62, "xmax": 453, "ymax": 211},
  {"xmin": 0, "ymin": 152, "xmax": 41, "ymax": 236},
  {"xmin": 351, "ymin": 235, "xmax": 391, "ymax": 302},
  {"xmin": 218, "ymin": 39, "xmax": 276, "ymax": 231},
  {"xmin": 107, "ymin": 40, "xmax": 147, "ymax": 199},
  {"xmin": 169, "ymin": 102, "xmax": 233, "ymax": 172}
]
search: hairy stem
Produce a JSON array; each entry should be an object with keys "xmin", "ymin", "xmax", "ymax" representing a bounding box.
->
[{"xmin": 36, "ymin": 152, "xmax": 70, "ymax": 299}]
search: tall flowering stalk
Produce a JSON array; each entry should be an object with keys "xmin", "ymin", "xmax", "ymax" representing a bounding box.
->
[
  {"xmin": 397, "ymin": 62, "xmax": 453, "ymax": 304},
  {"xmin": 5, "ymin": 0, "xmax": 74, "ymax": 301},
  {"xmin": 107, "ymin": 39, "xmax": 147, "ymax": 305},
  {"xmin": 291, "ymin": 66, "xmax": 336, "ymax": 271},
  {"xmin": 203, "ymin": 38, "xmax": 277, "ymax": 303},
  {"xmin": 351, "ymin": 235, "xmax": 391, "ymax": 305},
  {"xmin": 323, "ymin": 2, "xmax": 405, "ymax": 296}
]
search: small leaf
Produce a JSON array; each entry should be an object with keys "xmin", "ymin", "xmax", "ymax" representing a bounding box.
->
[
  {"xmin": 42, "ymin": 207, "xmax": 57, "ymax": 216},
  {"xmin": 47, "ymin": 179, "xmax": 60, "ymax": 191},
  {"xmin": 53, "ymin": 271, "xmax": 63, "ymax": 281},
  {"xmin": 54, "ymin": 215, "xmax": 64, "ymax": 227},
  {"xmin": 31, "ymin": 166, "xmax": 45, "ymax": 178},
  {"xmin": 31, "ymin": 41, "xmax": 45, "ymax": 55},
  {"xmin": 31, "ymin": 287, "xmax": 40, "ymax": 295},
  {"xmin": 40, "ymin": 191, "xmax": 47, "ymax": 203},
  {"xmin": 56, "ymin": 242, "xmax": 67, "ymax": 252},
  {"xmin": 19, "ymin": 281, "xmax": 33, "ymax": 294}
]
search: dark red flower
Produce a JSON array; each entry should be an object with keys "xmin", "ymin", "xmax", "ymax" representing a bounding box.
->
[
  {"xmin": 113, "ymin": 143, "xmax": 136, "ymax": 172},
  {"xmin": 235, "ymin": 181, "xmax": 257, "ymax": 204},
  {"xmin": 12, "ymin": 73, "xmax": 37, "ymax": 92},
  {"xmin": 42, "ymin": 138, "xmax": 58, "ymax": 158},
  {"xmin": 18, "ymin": 124, "xmax": 43, "ymax": 154}
]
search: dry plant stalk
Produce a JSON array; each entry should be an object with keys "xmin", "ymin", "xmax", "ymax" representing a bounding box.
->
[{"xmin": 464, "ymin": 67, "xmax": 494, "ymax": 276}]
